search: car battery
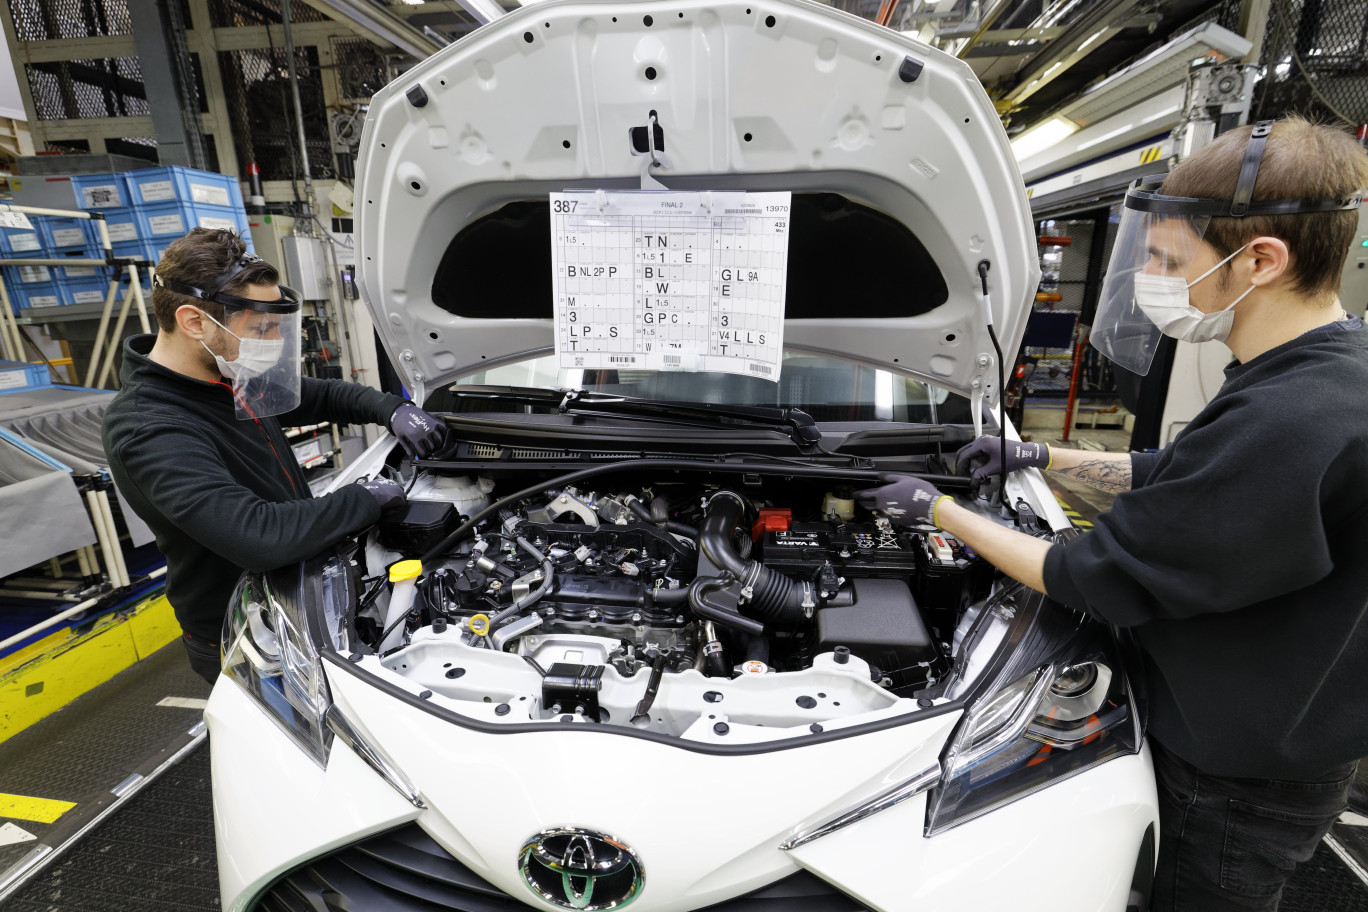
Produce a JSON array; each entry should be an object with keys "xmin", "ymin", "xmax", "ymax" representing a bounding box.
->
[
  {"xmin": 910, "ymin": 528, "xmax": 985, "ymax": 617},
  {"xmin": 760, "ymin": 520, "xmax": 918, "ymax": 577}
]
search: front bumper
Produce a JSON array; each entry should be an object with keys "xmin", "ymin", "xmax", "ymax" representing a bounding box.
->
[{"xmin": 209, "ymin": 662, "xmax": 1157, "ymax": 912}]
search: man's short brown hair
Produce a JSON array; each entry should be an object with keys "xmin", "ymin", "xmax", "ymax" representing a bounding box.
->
[
  {"xmin": 153, "ymin": 228, "xmax": 280, "ymax": 331},
  {"xmin": 1160, "ymin": 115, "xmax": 1368, "ymax": 297}
]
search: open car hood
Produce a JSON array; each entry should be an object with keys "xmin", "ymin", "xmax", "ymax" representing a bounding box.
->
[{"xmin": 355, "ymin": 0, "xmax": 1039, "ymax": 405}]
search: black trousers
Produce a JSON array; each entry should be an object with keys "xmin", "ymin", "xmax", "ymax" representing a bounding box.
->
[
  {"xmin": 1151, "ymin": 738, "xmax": 1355, "ymax": 911},
  {"xmin": 181, "ymin": 633, "xmax": 221, "ymax": 686}
]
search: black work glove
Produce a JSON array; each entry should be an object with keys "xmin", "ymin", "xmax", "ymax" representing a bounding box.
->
[
  {"xmin": 853, "ymin": 474, "xmax": 951, "ymax": 526},
  {"xmin": 389, "ymin": 402, "xmax": 453, "ymax": 460},
  {"xmin": 358, "ymin": 477, "xmax": 407, "ymax": 519},
  {"xmin": 955, "ymin": 437, "xmax": 1050, "ymax": 486}
]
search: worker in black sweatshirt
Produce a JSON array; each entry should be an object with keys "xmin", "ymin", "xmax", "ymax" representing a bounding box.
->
[
  {"xmin": 103, "ymin": 228, "xmax": 451, "ymax": 684},
  {"xmin": 859, "ymin": 118, "xmax": 1368, "ymax": 911}
]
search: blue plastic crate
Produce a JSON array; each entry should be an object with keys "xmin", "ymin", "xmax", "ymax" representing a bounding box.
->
[
  {"xmin": 0, "ymin": 360, "xmax": 50, "ymax": 391},
  {"xmin": 111, "ymin": 239, "xmax": 158, "ymax": 266},
  {"xmin": 96, "ymin": 207, "xmax": 142, "ymax": 246},
  {"xmin": 41, "ymin": 244, "xmax": 108, "ymax": 282},
  {"xmin": 127, "ymin": 166, "xmax": 240, "ymax": 209},
  {"xmin": 38, "ymin": 216, "xmax": 98, "ymax": 250},
  {"xmin": 56, "ymin": 262, "xmax": 109, "ymax": 282},
  {"xmin": 0, "ymin": 227, "xmax": 42, "ymax": 256},
  {"xmin": 4, "ymin": 263, "xmax": 54, "ymax": 284},
  {"xmin": 70, "ymin": 173, "xmax": 131, "ymax": 209},
  {"xmin": 136, "ymin": 200, "xmax": 251, "ymax": 242},
  {"xmin": 8, "ymin": 281, "xmax": 62, "ymax": 310},
  {"xmin": 62, "ymin": 277, "xmax": 113, "ymax": 307}
]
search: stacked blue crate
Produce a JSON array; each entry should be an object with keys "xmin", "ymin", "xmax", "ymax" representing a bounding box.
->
[
  {"xmin": 125, "ymin": 167, "xmax": 254, "ymax": 253},
  {"xmin": 4, "ymin": 165, "xmax": 250, "ymax": 315},
  {"xmin": 0, "ymin": 360, "xmax": 50, "ymax": 391}
]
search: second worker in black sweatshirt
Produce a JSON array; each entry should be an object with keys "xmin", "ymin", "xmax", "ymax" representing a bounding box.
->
[
  {"xmin": 102, "ymin": 228, "xmax": 450, "ymax": 684},
  {"xmin": 854, "ymin": 117, "xmax": 1368, "ymax": 912}
]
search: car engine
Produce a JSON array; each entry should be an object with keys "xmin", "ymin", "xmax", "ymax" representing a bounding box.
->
[{"xmin": 346, "ymin": 469, "xmax": 996, "ymax": 736}]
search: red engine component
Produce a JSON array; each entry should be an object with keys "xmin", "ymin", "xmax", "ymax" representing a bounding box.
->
[{"xmin": 752, "ymin": 507, "xmax": 792, "ymax": 541}]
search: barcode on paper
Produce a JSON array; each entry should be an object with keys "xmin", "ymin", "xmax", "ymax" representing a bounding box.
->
[
  {"xmin": 609, "ymin": 356, "xmax": 636, "ymax": 364},
  {"xmin": 663, "ymin": 354, "xmax": 682, "ymax": 366},
  {"xmin": 749, "ymin": 363, "xmax": 773, "ymax": 375}
]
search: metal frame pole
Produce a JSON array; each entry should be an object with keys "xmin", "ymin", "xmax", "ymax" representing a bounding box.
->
[
  {"xmin": 94, "ymin": 488, "xmax": 130, "ymax": 589},
  {"xmin": 85, "ymin": 278, "xmax": 122, "ymax": 387},
  {"xmin": 0, "ymin": 277, "xmax": 21, "ymax": 361},
  {"xmin": 128, "ymin": 265, "xmax": 151, "ymax": 334},
  {"xmin": 84, "ymin": 489, "xmax": 117, "ymax": 586},
  {"xmin": 96, "ymin": 279, "xmax": 138, "ymax": 389}
]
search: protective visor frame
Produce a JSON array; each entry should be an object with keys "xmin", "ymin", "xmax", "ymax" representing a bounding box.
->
[
  {"xmin": 153, "ymin": 253, "xmax": 303, "ymax": 315},
  {"xmin": 1122, "ymin": 121, "xmax": 1364, "ymax": 220},
  {"xmin": 1092, "ymin": 120, "xmax": 1366, "ymax": 378}
]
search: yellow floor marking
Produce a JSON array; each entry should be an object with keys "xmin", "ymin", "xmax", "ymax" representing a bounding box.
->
[
  {"xmin": 0, "ymin": 792, "xmax": 76, "ymax": 824},
  {"xmin": 0, "ymin": 594, "xmax": 179, "ymax": 745}
]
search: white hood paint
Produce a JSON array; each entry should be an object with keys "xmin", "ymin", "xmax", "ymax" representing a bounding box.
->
[
  {"xmin": 326, "ymin": 660, "xmax": 962, "ymax": 911},
  {"xmin": 355, "ymin": 0, "xmax": 1039, "ymax": 403}
]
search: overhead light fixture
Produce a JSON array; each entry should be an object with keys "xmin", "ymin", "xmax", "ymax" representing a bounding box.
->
[
  {"xmin": 1011, "ymin": 117, "xmax": 1080, "ymax": 161},
  {"xmin": 1056, "ymin": 22, "xmax": 1252, "ymax": 127}
]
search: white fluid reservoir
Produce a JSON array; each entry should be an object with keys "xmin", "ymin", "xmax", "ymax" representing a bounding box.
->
[{"xmin": 408, "ymin": 474, "xmax": 495, "ymax": 517}]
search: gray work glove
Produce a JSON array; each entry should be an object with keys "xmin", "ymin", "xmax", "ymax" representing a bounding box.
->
[
  {"xmin": 854, "ymin": 474, "xmax": 951, "ymax": 526},
  {"xmin": 389, "ymin": 402, "xmax": 453, "ymax": 460},
  {"xmin": 358, "ymin": 477, "xmax": 407, "ymax": 519},
  {"xmin": 955, "ymin": 438, "xmax": 1050, "ymax": 486}
]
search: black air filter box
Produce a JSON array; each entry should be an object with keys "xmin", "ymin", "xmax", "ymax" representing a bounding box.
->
[
  {"xmin": 816, "ymin": 578, "xmax": 934, "ymax": 677},
  {"xmin": 379, "ymin": 500, "xmax": 460, "ymax": 555}
]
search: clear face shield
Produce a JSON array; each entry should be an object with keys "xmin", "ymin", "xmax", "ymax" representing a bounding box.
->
[
  {"xmin": 155, "ymin": 254, "xmax": 304, "ymax": 419},
  {"xmin": 1089, "ymin": 121, "xmax": 1364, "ymax": 376},
  {"xmin": 205, "ymin": 301, "xmax": 303, "ymax": 419},
  {"xmin": 1090, "ymin": 200, "xmax": 1214, "ymax": 376}
]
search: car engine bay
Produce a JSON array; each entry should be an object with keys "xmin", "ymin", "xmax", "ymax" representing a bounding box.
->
[{"xmin": 338, "ymin": 464, "xmax": 1015, "ymax": 740}]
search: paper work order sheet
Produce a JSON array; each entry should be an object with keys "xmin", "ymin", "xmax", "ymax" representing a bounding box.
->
[{"xmin": 549, "ymin": 190, "xmax": 791, "ymax": 381}]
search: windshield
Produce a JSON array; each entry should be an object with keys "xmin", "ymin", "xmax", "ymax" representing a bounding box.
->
[{"xmin": 438, "ymin": 350, "xmax": 975, "ymax": 425}]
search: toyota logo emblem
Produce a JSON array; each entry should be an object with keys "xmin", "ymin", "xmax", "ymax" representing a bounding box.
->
[{"xmin": 519, "ymin": 827, "xmax": 645, "ymax": 910}]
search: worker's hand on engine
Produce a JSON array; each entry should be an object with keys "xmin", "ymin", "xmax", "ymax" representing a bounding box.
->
[
  {"xmin": 358, "ymin": 477, "xmax": 407, "ymax": 519},
  {"xmin": 854, "ymin": 474, "xmax": 951, "ymax": 526},
  {"xmin": 955, "ymin": 438, "xmax": 1050, "ymax": 486},
  {"xmin": 389, "ymin": 402, "xmax": 454, "ymax": 460}
]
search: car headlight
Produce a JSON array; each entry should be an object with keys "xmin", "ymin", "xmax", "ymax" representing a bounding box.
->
[
  {"xmin": 223, "ymin": 568, "xmax": 334, "ymax": 766},
  {"xmin": 925, "ymin": 639, "xmax": 1139, "ymax": 834}
]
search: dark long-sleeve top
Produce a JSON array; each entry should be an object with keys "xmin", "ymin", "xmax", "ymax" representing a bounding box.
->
[
  {"xmin": 103, "ymin": 334, "xmax": 404, "ymax": 642},
  {"xmin": 1043, "ymin": 321, "xmax": 1368, "ymax": 780}
]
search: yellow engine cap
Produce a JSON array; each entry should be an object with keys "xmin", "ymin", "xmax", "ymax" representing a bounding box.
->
[
  {"xmin": 389, "ymin": 559, "xmax": 423, "ymax": 582},
  {"xmin": 469, "ymin": 613, "xmax": 491, "ymax": 637}
]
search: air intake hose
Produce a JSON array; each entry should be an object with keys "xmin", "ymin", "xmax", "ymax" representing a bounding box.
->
[{"xmin": 699, "ymin": 493, "xmax": 816, "ymax": 627}]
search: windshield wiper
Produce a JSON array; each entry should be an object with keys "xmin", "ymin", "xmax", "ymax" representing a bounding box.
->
[{"xmin": 451, "ymin": 386, "xmax": 824, "ymax": 451}]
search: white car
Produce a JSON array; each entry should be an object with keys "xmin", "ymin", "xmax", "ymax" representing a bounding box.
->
[{"xmin": 206, "ymin": 1, "xmax": 1159, "ymax": 909}]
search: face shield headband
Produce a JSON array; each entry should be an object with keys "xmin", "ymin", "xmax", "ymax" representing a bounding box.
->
[
  {"xmin": 153, "ymin": 253, "xmax": 303, "ymax": 315},
  {"xmin": 1089, "ymin": 120, "xmax": 1365, "ymax": 376}
]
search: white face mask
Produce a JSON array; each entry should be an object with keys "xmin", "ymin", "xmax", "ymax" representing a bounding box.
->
[
  {"xmin": 1133, "ymin": 244, "xmax": 1256, "ymax": 344},
  {"xmin": 198, "ymin": 310, "xmax": 284, "ymax": 379}
]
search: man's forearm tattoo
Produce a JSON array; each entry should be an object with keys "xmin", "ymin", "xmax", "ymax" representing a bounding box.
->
[{"xmin": 1056, "ymin": 458, "xmax": 1132, "ymax": 494}]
